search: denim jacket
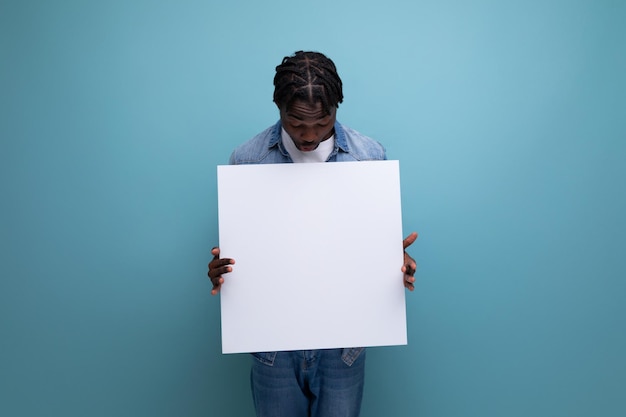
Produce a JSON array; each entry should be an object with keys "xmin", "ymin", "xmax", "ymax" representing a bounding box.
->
[
  {"xmin": 229, "ymin": 120, "xmax": 387, "ymax": 165},
  {"xmin": 230, "ymin": 120, "xmax": 385, "ymax": 366}
]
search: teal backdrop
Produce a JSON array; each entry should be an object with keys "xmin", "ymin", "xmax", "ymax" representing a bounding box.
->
[{"xmin": 1, "ymin": 1, "xmax": 624, "ymax": 416}]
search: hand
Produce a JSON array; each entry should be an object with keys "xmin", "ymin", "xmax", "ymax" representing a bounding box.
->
[
  {"xmin": 208, "ymin": 247, "xmax": 235, "ymax": 295},
  {"xmin": 402, "ymin": 232, "xmax": 418, "ymax": 291}
]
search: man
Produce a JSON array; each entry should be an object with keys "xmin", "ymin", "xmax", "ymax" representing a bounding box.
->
[{"xmin": 208, "ymin": 51, "xmax": 418, "ymax": 417}]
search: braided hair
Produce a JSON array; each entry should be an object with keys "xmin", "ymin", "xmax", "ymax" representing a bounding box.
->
[{"xmin": 273, "ymin": 51, "xmax": 344, "ymax": 115}]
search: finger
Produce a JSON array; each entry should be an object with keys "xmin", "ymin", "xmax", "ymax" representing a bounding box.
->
[
  {"xmin": 210, "ymin": 276, "xmax": 224, "ymax": 287},
  {"xmin": 211, "ymin": 247, "xmax": 220, "ymax": 259},
  {"xmin": 402, "ymin": 232, "xmax": 418, "ymax": 250},
  {"xmin": 403, "ymin": 251, "xmax": 417, "ymax": 275},
  {"xmin": 208, "ymin": 264, "xmax": 233, "ymax": 279},
  {"xmin": 209, "ymin": 257, "xmax": 234, "ymax": 270},
  {"xmin": 210, "ymin": 277, "xmax": 224, "ymax": 296}
]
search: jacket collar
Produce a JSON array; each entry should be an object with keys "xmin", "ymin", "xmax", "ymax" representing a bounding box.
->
[{"xmin": 268, "ymin": 120, "xmax": 349, "ymax": 153}]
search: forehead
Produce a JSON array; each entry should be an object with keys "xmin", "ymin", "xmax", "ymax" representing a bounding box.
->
[{"xmin": 283, "ymin": 100, "xmax": 335, "ymax": 120}]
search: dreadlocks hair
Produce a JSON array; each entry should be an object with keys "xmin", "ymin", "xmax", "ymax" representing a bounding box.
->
[{"xmin": 273, "ymin": 51, "xmax": 344, "ymax": 115}]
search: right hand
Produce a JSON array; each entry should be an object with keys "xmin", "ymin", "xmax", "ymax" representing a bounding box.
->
[{"xmin": 208, "ymin": 247, "xmax": 235, "ymax": 295}]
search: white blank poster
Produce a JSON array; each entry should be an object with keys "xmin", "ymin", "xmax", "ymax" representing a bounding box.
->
[{"xmin": 217, "ymin": 160, "xmax": 406, "ymax": 354}]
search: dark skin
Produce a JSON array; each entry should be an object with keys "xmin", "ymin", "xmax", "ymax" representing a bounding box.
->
[
  {"xmin": 280, "ymin": 100, "xmax": 336, "ymax": 152},
  {"xmin": 208, "ymin": 100, "xmax": 418, "ymax": 295}
]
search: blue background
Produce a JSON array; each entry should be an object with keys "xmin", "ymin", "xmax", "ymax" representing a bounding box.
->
[{"xmin": 1, "ymin": 1, "xmax": 624, "ymax": 416}]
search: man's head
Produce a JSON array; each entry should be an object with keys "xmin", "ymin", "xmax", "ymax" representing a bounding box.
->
[
  {"xmin": 273, "ymin": 51, "xmax": 344, "ymax": 113},
  {"xmin": 274, "ymin": 51, "xmax": 343, "ymax": 152}
]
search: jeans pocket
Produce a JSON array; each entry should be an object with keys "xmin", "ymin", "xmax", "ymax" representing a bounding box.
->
[
  {"xmin": 251, "ymin": 352, "xmax": 277, "ymax": 366},
  {"xmin": 341, "ymin": 347, "xmax": 365, "ymax": 366}
]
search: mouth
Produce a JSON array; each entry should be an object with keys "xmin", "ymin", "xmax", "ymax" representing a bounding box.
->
[{"xmin": 298, "ymin": 143, "xmax": 318, "ymax": 152}]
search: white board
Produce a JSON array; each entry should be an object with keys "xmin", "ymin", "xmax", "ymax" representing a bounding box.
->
[{"xmin": 217, "ymin": 160, "xmax": 406, "ymax": 354}]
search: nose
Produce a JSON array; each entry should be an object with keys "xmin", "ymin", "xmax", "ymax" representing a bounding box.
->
[{"xmin": 299, "ymin": 127, "xmax": 318, "ymax": 142}]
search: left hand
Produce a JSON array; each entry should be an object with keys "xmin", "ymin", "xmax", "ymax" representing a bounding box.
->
[{"xmin": 402, "ymin": 232, "xmax": 418, "ymax": 291}]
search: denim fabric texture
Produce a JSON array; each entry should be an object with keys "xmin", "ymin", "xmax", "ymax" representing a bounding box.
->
[
  {"xmin": 231, "ymin": 120, "xmax": 386, "ymax": 416},
  {"xmin": 251, "ymin": 349, "xmax": 367, "ymax": 417},
  {"xmin": 229, "ymin": 120, "xmax": 387, "ymax": 165}
]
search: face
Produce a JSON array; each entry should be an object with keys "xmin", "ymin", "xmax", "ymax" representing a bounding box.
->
[{"xmin": 279, "ymin": 100, "xmax": 336, "ymax": 152}]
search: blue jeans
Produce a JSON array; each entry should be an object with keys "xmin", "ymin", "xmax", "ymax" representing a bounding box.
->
[{"xmin": 250, "ymin": 348, "xmax": 366, "ymax": 417}]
